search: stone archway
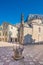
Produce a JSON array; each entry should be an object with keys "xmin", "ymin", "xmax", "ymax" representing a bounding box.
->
[{"xmin": 24, "ymin": 34, "xmax": 34, "ymax": 44}]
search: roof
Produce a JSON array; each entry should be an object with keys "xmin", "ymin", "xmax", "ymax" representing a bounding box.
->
[
  {"xmin": 29, "ymin": 14, "xmax": 43, "ymax": 21},
  {"xmin": 2, "ymin": 22, "xmax": 18, "ymax": 28}
]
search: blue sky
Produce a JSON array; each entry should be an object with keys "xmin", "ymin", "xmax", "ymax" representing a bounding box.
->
[{"xmin": 0, "ymin": 0, "xmax": 43, "ymax": 24}]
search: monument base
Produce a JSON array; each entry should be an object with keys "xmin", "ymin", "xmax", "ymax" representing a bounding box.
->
[
  {"xmin": 12, "ymin": 44, "xmax": 24, "ymax": 60},
  {"xmin": 12, "ymin": 55, "xmax": 24, "ymax": 60}
]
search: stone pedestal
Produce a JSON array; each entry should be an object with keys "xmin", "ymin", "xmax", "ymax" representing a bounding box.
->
[{"xmin": 13, "ymin": 44, "xmax": 24, "ymax": 60}]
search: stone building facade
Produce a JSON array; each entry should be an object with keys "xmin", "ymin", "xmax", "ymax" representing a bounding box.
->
[
  {"xmin": 0, "ymin": 25, "xmax": 4, "ymax": 41},
  {"xmin": 8, "ymin": 24, "xmax": 18, "ymax": 42},
  {"xmin": 0, "ymin": 23, "xmax": 8, "ymax": 42},
  {"xmin": 23, "ymin": 23, "xmax": 32, "ymax": 44},
  {"xmin": 0, "ymin": 14, "xmax": 43, "ymax": 44},
  {"xmin": 32, "ymin": 19, "xmax": 43, "ymax": 43},
  {"xmin": 23, "ymin": 14, "xmax": 43, "ymax": 44},
  {"xmin": 3, "ymin": 22, "xmax": 9, "ymax": 42},
  {"xmin": 0, "ymin": 22, "xmax": 18, "ymax": 42}
]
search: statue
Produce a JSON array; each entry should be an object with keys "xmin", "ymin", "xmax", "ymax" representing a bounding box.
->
[{"xmin": 13, "ymin": 44, "xmax": 24, "ymax": 60}]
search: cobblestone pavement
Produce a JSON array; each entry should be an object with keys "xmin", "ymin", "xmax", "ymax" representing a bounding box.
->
[{"xmin": 0, "ymin": 45, "xmax": 43, "ymax": 65}]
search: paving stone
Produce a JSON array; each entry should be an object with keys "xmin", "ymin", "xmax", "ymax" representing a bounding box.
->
[
  {"xmin": 1, "ymin": 56, "xmax": 5, "ymax": 58},
  {"xmin": 9, "ymin": 61, "xmax": 20, "ymax": 65},
  {"xmin": 0, "ymin": 59, "xmax": 2, "ymax": 62},
  {"xmin": 30, "ymin": 55, "xmax": 33, "ymax": 58},
  {"xmin": 39, "ymin": 61, "xmax": 43, "ymax": 64},
  {"xmin": 29, "ymin": 61, "xmax": 35, "ymax": 65},
  {"xmin": 4, "ymin": 62, "xmax": 9, "ymax": 65},
  {"xmin": 3, "ymin": 57, "xmax": 7, "ymax": 60},
  {"xmin": 6, "ymin": 59, "xmax": 11, "ymax": 62},
  {"xmin": 40, "ymin": 59, "xmax": 43, "ymax": 61},
  {"xmin": 9, "ymin": 62, "xmax": 14, "ymax": 65},
  {"xmin": 24, "ymin": 58, "xmax": 29, "ymax": 61},
  {"xmin": 19, "ymin": 60, "xmax": 29, "ymax": 65},
  {"xmin": 24, "ymin": 58, "xmax": 33, "ymax": 62},
  {"xmin": 0, "ymin": 62, "xmax": 4, "ymax": 65},
  {"xmin": 33, "ymin": 59, "xmax": 37, "ymax": 62},
  {"xmin": 0, "ymin": 45, "xmax": 43, "ymax": 65},
  {"xmin": 35, "ymin": 57, "xmax": 39, "ymax": 60}
]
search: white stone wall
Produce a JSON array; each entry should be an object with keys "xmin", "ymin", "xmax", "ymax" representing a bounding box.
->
[
  {"xmin": 32, "ymin": 24, "xmax": 43, "ymax": 43},
  {"xmin": 0, "ymin": 19, "xmax": 43, "ymax": 43},
  {"xmin": 23, "ymin": 26, "xmax": 32, "ymax": 44},
  {"xmin": 32, "ymin": 19, "xmax": 42, "ymax": 24},
  {"xmin": 24, "ymin": 27, "xmax": 32, "ymax": 36},
  {"xmin": 23, "ymin": 19, "xmax": 43, "ymax": 43},
  {"xmin": 8, "ymin": 25, "xmax": 18, "ymax": 38},
  {"xmin": 0, "ymin": 25, "xmax": 5, "ymax": 41}
]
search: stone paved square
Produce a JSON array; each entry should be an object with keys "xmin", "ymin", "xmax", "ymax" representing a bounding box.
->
[
  {"xmin": 0, "ymin": 62, "xmax": 4, "ymax": 65},
  {"xmin": 0, "ymin": 45, "xmax": 43, "ymax": 65}
]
